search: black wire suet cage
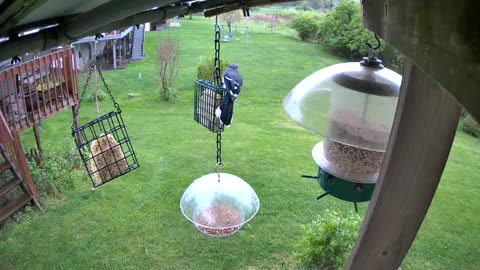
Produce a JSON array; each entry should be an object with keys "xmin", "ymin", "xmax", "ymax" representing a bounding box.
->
[
  {"xmin": 194, "ymin": 80, "xmax": 225, "ymax": 132},
  {"xmin": 72, "ymin": 63, "xmax": 139, "ymax": 187}
]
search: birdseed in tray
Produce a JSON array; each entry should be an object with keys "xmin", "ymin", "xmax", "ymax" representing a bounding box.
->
[
  {"xmin": 194, "ymin": 204, "xmax": 244, "ymax": 237},
  {"xmin": 327, "ymin": 110, "xmax": 390, "ymax": 151},
  {"xmin": 324, "ymin": 139, "xmax": 384, "ymax": 175}
]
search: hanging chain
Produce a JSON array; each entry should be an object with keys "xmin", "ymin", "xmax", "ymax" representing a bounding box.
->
[
  {"xmin": 71, "ymin": 62, "xmax": 121, "ymax": 131},
  {"xmin": 213, "ymin": 15, "xmax": 223, "ymax": 166},
  {"xmin": 72, "ymin": 64, "xmax": 94, "ymax": 130},
  {"xmin": 213, "ymin": 15, "xmax": 222, "ymax": 86},
  {"xmin": 96, "ymin": 66, "xmax": 121, "ymax": 111}
]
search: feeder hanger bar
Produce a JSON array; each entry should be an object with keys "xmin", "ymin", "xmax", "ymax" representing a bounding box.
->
[
  {"xmin": 215, "ymin": 161, "xmax": 223, "ymax": 182},
  {"xmin": 216, "ymin": 131, "xmax": 222, "ymax": 166}
]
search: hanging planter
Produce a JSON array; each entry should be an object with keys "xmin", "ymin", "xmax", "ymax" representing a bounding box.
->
[{"xmin": 72, "ymin": 63, "xmax": 139, "ymax": 188}]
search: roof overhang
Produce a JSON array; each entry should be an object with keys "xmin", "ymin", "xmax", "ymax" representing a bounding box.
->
[{"xmin": 0, "ymin": 0, "xmax": 296, "ymax": 61}]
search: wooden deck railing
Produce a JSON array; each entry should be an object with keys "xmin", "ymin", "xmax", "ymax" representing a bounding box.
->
[{"xmin": 0, "ymin": 47, "xmax": 79, "ymax": 132}]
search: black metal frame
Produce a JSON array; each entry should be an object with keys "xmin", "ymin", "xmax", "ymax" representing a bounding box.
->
[
  {"xmin": 72, "ymin": 63, "xmax": 139, "ymax": 187},
  {"xmin": 194, "ymin": 80, "xmax": 225, "ymax": 132}
]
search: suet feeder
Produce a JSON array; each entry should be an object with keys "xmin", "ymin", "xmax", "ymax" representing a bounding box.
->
[{"xmin": 283, "ymin": 53, "xmax": 401, "ymax": 210}]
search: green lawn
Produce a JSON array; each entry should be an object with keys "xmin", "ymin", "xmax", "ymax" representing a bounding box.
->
[{"xmin": 0, "ymin": 17, "xmax": 479, "ymax": 269}]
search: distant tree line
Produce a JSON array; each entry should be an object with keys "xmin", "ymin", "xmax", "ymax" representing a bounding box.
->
[{"xmin": 290, "ymin": 0, "xmax": 404, "ymax": 73}]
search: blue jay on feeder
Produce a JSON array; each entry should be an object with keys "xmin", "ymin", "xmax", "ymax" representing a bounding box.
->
[{"xmin": 216, "ymin": 63, "xmax": 243, "ymax": 127}]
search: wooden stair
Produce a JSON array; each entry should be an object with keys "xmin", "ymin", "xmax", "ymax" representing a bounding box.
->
[
  {"xmin": 0, "ymin": 161, "xmax": 10, "ymax": 173},
  {"xmin": 0, "ymin": 177, "xmax": 22, "ymax": 197},
  {"xmin": 0, "ymin": 193, "xmax": 31, "ymax": 222},
  {"xmin": 0, "ymin": 137, "xmax": 42, "ymax": 224}
]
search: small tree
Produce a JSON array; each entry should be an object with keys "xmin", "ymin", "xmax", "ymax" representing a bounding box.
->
[
  {"xmin": 290, "ymin": 11, "xmax": 321, "ymax": 41},
  {"xmin": 157, "ymin": 38, "xmax": 180, "ymax": 101},
  {"xmin": 220, "ymin": 11, "xmax": 243, "ymax": 34}
]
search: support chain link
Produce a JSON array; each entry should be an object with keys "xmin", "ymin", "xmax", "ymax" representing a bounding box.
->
[
  {"xmin": 71, "ymin": 64, "xmax": 94, "ymax": 130},
  {"xmin": 97, "ymin": 66, "xmax": 121, "ymax": 111},
  {"xmin": 213, "ymin": 15, "xmax": 222, "ymax": 86}
]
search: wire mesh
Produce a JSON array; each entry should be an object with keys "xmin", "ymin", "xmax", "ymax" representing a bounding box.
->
[
  {"xmin": 194, "ymin": 80, "xmax": 225, "ymax": 132},
  {"xmin": 72, "ymin": 110, "xmax": 139, "ymax": 187}
]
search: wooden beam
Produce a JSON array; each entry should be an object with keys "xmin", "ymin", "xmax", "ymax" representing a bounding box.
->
[
  {"xmin": 345, "ymin": 59, "xmax": 461, "ymax": 269},
  {"xmin": 0, "ymin": 0, "xmax": 48, "ymax": 35},
  {"xmin": 361, "ymin": 0, "xmax": 480, "ymax": 123}
]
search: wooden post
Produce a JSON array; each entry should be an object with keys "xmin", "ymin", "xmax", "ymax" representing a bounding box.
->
[
  {"xmin": 123, "ymin": 37, "xmax": 127, "ymax": 59},
  {"xmin": 118, "ymin": 41, "xmax": 122, "ymax": 64},
  {"xmin": 345, "ymin": 59, "xmax": 461, "ymax": 269},
  {"xmin": 112, "ymin": 41, "xmax": 117, "ymax": 69},
  {"xmin": 32, "ymin": 123, "xmax": 43, "ymax": 152},
  {"xmin": 63, "ymin": 47, "xmax": 75, "ymax": 99}
]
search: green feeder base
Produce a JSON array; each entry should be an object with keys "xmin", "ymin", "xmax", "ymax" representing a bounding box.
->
[{"xmin": 302, "ymin": 167, "xmax": 376, "ymax": 212}]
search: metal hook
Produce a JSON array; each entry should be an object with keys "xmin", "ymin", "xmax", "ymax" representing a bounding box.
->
[
  {"xmin": 361, "ymin": 33, "xmax": 383, "ymax": 68},
  {"xmin": 365, "ymin": 34, "xmax": 381, "ymax": 50},
  {"xmin": 215, "ymin": 162, "xmax": 223, "ymax": 182}
]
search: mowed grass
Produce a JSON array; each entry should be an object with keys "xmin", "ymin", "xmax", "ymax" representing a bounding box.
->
[{"xmin": 0, "ymin": 16, "xmax": 479, "ymax": 269}]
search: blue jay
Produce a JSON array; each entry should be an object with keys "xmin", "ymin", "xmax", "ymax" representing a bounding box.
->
[{"xmin": 216, "ymin": 63, "xmax": 243, "ymax": 127}]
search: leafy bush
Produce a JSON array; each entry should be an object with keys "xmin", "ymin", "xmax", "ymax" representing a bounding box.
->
[
  {"xmin": 317, "ymin": 0, "xmax": 370, "ymax": 57},
  {"xmin": 463, "ymin": 115, "xmax": 480, "ymax": 137},
  {"xmin": 290, "ymin": 11, "xmax": 321, "ymax": 41},
  {"xmin": 293, "ymin": 210, "xmax": 361, "ymax": 270},
  {"xmin": 27, "ymin": 141, "xmax": 83, "ymax": 197},
  {"xmin": 315, "ymin": 0, "xmax": 404, "ymax": 71},
  {"xmin": 196, "ymin": 55, "xmax": 229, "ymax": 81}
]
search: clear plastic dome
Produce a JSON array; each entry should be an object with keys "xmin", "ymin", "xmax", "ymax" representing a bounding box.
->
[
  {"xmin": 180, "ymin": 173, "xmax": 260, "ymax": 237},
  {"xmin": 284, "ymin": 62, "xmax": 402, "ymax": 152}
]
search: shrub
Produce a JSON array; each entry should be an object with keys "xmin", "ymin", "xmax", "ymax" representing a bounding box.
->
[
  {"xmin": 86, "ymin": 89, "xmax": 107, "ymax": 102},
  {"xmin": 317, "ymin": 0, "xmax": 405, "ymax": 69},
  {"xmin": 196, "ymin": 55, "xmax": 229, "ymax": 81},
  {"xmin": 463, "ymin": 115, "xmax": 480, "ymax": 137},
  {"xmin": 290, "ymin": 11, "xmax": 321, "ymax": 41},
  {"xmin": 296, "ymin": 1, "xmax": 314, "ymax": 11},
  {"xmin": 317, "ymin": 0, "xmax": 367, "ymax": 57},
  {"xmin": 293, "ymin": 210, "xmax": 361, "ymax": 270},
  {"xmin": 157, "ymin": 38, "xmax": 180, "ymax": 101},
  {"xmin": 27, "ymin": 141, "xmax": 83, "ymax": 197},
  {"xmin": 220, "ymin": 10, "xmax": 243, "ymax": 34}
]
